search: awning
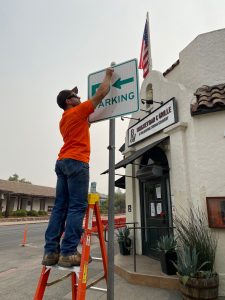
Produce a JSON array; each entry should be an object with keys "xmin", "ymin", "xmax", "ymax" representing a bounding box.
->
[
  {"xmin": 101, "ymin": 137, "xmax": 168, "ymax": 174},
  {"xmin": 115, "ymin": 176, "xmax": 125, "ymax": 189}
]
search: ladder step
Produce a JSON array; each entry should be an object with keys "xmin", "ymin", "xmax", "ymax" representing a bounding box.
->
[
  {"xmin": 89, "ymin": 287, "xmax": 107, "ymax": 292},
  {"xmin": 86, "ymin": 274, "xmax": 105, "ymax": 289},
  {"xmin": 48, "ymin": 265, "xmax": 80, "ymax": 273},
  {"xmin": 46, "ymin": 272, "xmax": 72, "ymax": 287},
  {"xmin": 92, "ymin": 257, "xmax": 103, "ymax": 261}
]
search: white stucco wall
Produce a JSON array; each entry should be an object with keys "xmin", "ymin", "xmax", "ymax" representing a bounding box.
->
[
  {"xmin": 32, "ymin": 201, "xmax": 40, "ymax": 212},
  {"xmin": 1, "ymin": 199, "xmax": 6, "ymax": 211},
  {"xmin": 192, "ymin": 112, "xmax": 225, "ymax": 294},
  {"xmin": 45, "ymin": 198, "xmax": 55, "ymax": 212},
  {"xmin": 166, "ymin": 28, "xmax": 225, "ymax": 90},
  {"xmin": 164, "ymin": 64, "xmax": 181, "ymax": 83}
]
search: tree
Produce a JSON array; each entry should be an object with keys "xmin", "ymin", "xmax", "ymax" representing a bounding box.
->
[
  {"xmin": 100, "ymin": 199, "xmax": 108, "ymax": 215},
  {"xmin": 99, "ymin": 189, "xmax": 126, "ymax": 215},
  {"xmin": 8, "ymin": 173, "xmax": 31, "ymax": 184},
  {"xmin": 115, "ymin": 189, "xmax": 126, "ymax": 214},
  {"xmin": 8, "ymin": 174, "xmax": 19, "ymax": 181}
]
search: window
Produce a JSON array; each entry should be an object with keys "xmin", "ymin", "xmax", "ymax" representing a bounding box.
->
[{"xmin": 146, "ymin": 83, "xmax": 153, "ymax": 109}]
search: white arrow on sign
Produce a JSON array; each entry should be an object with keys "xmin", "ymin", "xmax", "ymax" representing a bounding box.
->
[{"xmin": 88, "ymin": 59, "xmax": 140, "ymax": 123}]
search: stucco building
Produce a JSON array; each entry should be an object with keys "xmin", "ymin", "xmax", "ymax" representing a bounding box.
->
[
  {"xmin": 0, "ymin": 179, "xmax": 55, "ymax": 215},
  {"xmin": 0, "ymin": 179, "xmax": 107, "ymax": 217},
  {"xmin": 114, "ymin": 28, "xmax": 225, "ymax": 295}
]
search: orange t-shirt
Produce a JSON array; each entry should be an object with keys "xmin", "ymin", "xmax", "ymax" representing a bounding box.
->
[{"xmin": 57, "ymin": 100, "xmax": 94, "ymax": 163}]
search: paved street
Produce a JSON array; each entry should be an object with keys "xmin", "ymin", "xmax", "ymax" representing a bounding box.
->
[
  {"xmin": 0, "ymin": 224, "xmax": 182, "ymax": 299},
  {"xmin": 0, "ymin": 223, "xmax": 46, "ymax": 250},
  {"xmin": 0, "ymin": 223, "xmax": 107, "ymax": 299}
]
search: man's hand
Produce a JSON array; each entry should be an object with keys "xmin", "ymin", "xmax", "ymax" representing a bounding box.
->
[
  {"xmin": 106, "ymin": 67, "xmax": 114, "ymax": 77},
  {"xmin": 91, "ymin": 68, "xmax": 114, "ymax": 108}
]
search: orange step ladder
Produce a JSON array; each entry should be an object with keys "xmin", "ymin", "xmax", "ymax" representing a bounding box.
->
[{"xmin": 34, "ymin": 193, "xmax": 108, "ymax": 300}]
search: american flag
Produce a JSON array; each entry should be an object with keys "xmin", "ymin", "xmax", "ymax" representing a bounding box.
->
[{"xmin": 139, "ymin": 18, "xmax": 150, "ymax": 78}]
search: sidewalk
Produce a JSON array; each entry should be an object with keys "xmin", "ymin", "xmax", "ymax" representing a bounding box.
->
[
  {"xmin": 114, "ymin": 253, "xmax": 178, "ymax": 290},
  {"xmin": 84, "ymin": 273, "xmax": 181, "ymax": 300},
  {"xmin": 87, "ymin": 236, "xmax": 180, "ymax": 299}
]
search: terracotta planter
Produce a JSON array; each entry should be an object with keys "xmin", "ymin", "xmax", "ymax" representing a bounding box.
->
[{"xmin": 179, "ymin": 274, "xmax": 219, "ymax": 300}]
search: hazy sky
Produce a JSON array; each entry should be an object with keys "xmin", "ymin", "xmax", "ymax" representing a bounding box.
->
[{"xmin": 1, "ymin": 0, "xmax": 225, "ymax": 194}]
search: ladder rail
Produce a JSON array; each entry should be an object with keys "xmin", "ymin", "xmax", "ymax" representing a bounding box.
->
[
  {"xmin": 34, "ymin": 266, "xmax": 51, "ymax": 300},
  {"xmin": 94, "ymin": 203, "xmax": 108, "ymax": 280},
  {"xmin": 76, "ymin": 203, "xmax": 94, "ymax": 299}
]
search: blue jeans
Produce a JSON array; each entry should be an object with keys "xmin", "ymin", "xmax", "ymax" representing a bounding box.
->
[{"xmin": 44, "ymin": 159, "xmax": 89, "ymax": 255}]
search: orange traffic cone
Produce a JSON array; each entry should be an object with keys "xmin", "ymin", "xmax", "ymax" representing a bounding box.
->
[{"xmin": 21, "ymin": 224, "xmax": 28, "ymax": 247}]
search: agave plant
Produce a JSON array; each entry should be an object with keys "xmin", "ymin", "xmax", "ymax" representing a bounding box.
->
[
  {"xmin": 157, "ymin": 235, "xmax": 177, "ymax": 252},
  {"xmin": 175, "ymin": 208, "xmax": 217, "ymax": 272},
  {"xmin": 116, "ymin": 226, "xmax": 131, "ymax": 248},
  {"xmin": 173, "ymin": 245, "xmax": 210, "ymax": 285}
]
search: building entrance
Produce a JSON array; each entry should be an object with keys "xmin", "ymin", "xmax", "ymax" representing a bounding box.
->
[
  {"xmin": 137, "ymin": 145, "xmax": 172, "ymax": 259},
  {"xmin": 142, "ymin": 178, "xmax": 170, "ymax": 258}
]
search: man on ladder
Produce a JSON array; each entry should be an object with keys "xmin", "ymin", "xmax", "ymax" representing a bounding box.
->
[{"xmin": 42, "ymin": 67, "xmax": 114, "ymax": 268}]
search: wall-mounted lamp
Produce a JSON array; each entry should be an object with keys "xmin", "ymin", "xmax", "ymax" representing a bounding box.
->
[
  {"xmin": 121, "ymin": 116, "xmax": 140, "ymax": 121},
  {"xmin": 141, "ymin": 99, "xmax": 164, "ymax": 105}
]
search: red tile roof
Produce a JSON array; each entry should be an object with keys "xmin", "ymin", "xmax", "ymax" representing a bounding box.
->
[
  {"xmin": 191, "ymin": 83, "xmax": 225, "ymax": 115},
  {"xmin": 163, "ymin": 59, "xmax": 180, "ymax": 77}
]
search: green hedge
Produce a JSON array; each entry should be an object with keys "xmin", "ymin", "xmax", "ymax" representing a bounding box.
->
[
  {"xmin": 11, "ymin": 209, "xmax": 27, "ymax": 217},
  {"xmin": 2, "ymin": 210, "xmax": 49, "ymax": 218},
  {"xmin": 38, "ymin": 210, "xmax": 48, "ymax": 216},
  {"xmin": 27, "ymin": 210, "xmax": 39, "ymax": 217}
]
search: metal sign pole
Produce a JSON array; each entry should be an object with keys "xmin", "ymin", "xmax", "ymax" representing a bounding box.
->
[
  {"xmin": 107, "ymin": 118, "xmax": 115, "ymax": 300},
  {"xmin": 88, "ymin": 59, "xmax": 139, "ymax": 300},
  {"xmin": 107, "ymin": 61, "xmax": 116, "ymax": 300}
]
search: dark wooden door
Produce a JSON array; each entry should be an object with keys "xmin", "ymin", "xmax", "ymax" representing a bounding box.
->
[{"xmin": 141, "ymin": 178, "xmax": 170, "ymax": 258}]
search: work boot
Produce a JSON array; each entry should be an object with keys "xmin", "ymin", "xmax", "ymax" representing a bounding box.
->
[
  {"xmin": 58, "ymin": 251, "xmax": 92, "ymax": 267},
  {"xmin": 42, "ymin": 253, "xmax": 59, "ymax": 266}
]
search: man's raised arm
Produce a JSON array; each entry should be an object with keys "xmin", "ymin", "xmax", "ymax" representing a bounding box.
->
[{"xmin": 90, "ymin": 68, "xmax": 114, "ymax": 108}]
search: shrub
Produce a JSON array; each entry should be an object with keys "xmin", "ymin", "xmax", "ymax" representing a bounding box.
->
[
  {"xmin": 11, "ymin": 209, "xmax": 27, "ymax": 217},
  {"xmin": 38, "ymin": 210, "xmax": 48, "ymax": 216},
  {"xmin": 27, "ymin": 210, "xmax": 39, "ymax": 217},
  {"xmin": 173, "ymin": 245, "xmax": 211, "ymax": 285},
  {"xmin": 157, "ymin": 235, "xmax": 177, "ymax": 252},
  {"xmin": 116, "ymin": 227, "xmax": 131, "ymax": 244},
  {"xmin": 0, "ymin": 211, "xmax": 3, "ymax": 218},
  {"xmin": 175, "ymin": 208, "xmax": 217, "ymax": 272}
]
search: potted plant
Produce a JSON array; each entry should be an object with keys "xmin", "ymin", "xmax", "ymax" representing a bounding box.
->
[
  {"xmin": 116, "ymin": 226, "xmax": 132, "ymax": 255},
  {"xmin": 174, "ymin": 208, "xmax": 219, "ymax": 299},
  {"xmin": 157, "ymin": 234, "xmax": 177, "ymax": 275}
]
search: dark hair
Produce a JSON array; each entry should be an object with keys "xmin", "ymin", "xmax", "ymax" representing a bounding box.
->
[{"xmin": 56, "ymin": 90, "xmax": 71, "ymax": 110}]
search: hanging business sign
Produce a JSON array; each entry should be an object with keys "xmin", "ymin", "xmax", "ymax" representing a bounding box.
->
[
  {"xmin": 128, "ymin": 98, "xmax": 178, "ymax": 146},
  {"xmin": 88, "ymin": 59, "xmax": 139, "ymax": 123}
]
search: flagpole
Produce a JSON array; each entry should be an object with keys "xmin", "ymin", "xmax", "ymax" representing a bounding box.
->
[{"xmin": 146, "ymin": 12, "xmax": 152, "ymax": 70}]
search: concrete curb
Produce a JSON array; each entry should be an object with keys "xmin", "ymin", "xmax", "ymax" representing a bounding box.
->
[{"xmin": 0, "ymin": 220, "xmax": 49, "ymax": 226}]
